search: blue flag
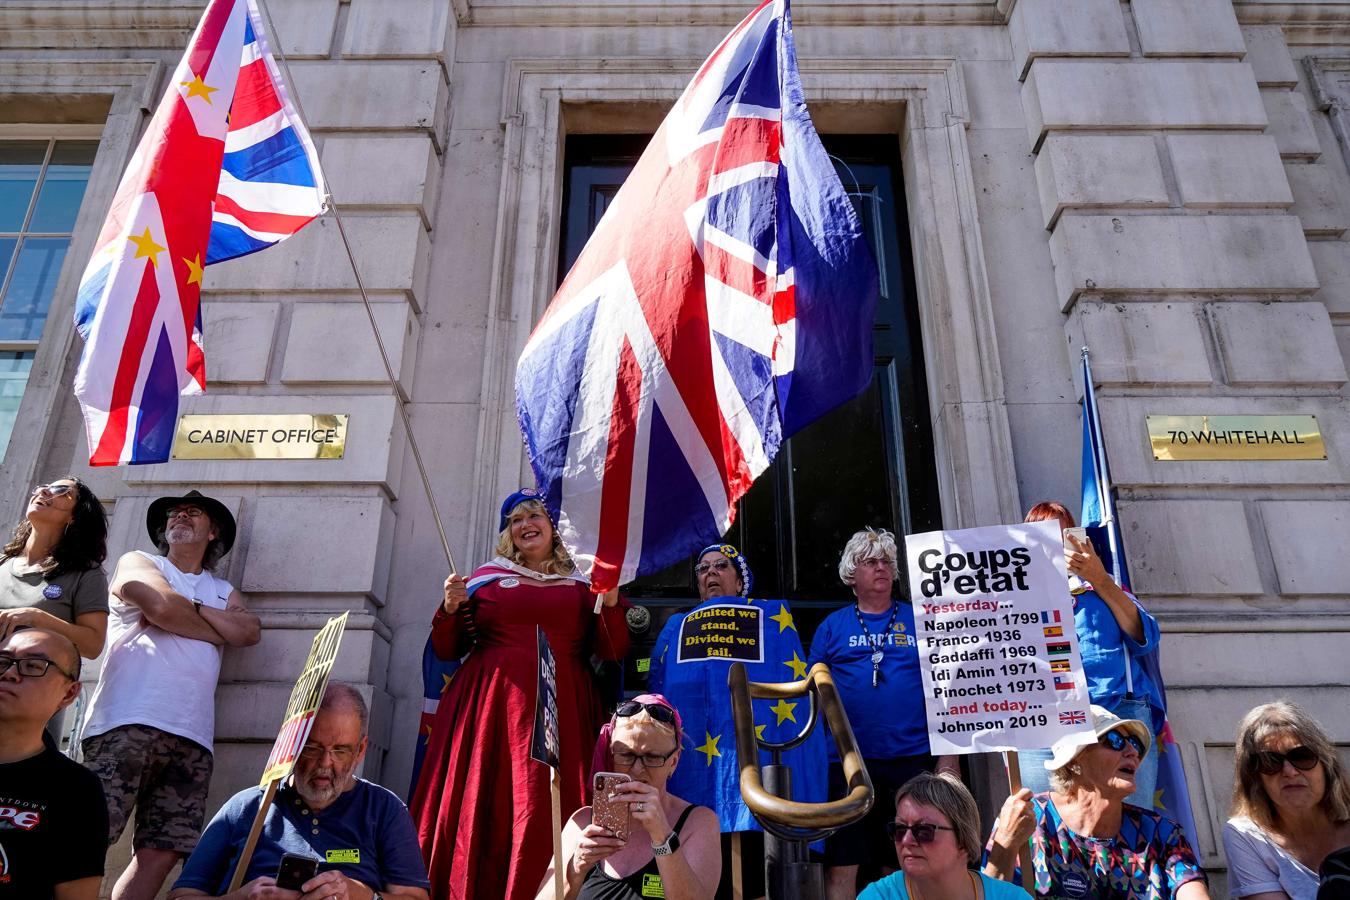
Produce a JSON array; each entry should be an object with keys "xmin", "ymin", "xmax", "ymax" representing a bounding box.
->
[
  {"xmin": 649, "ymin": 597, "xmax": 828, "ymax": 833},
  {"xmin": 1080, "ymin": 350, "xmax": 1199, "ymax": 849},
  {"xmin": 408, "ymin": 636, "xmax": 461, "ymax": 797}
]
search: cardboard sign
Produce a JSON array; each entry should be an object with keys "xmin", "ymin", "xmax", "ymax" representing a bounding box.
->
[
  {"xmin": 906, "ymin": 522, "xmax": 1094, "ymax": 755},
  {"xmin": 259, "ymin": 613, "xmax": 349, "ymax": 786},
  {"xmin": 530, "ymin": 626, "xmax": 561, "ymax": 769},
  {"xmin": 675, "ymin": 603, "xmax": 764, "ymax": 663}
]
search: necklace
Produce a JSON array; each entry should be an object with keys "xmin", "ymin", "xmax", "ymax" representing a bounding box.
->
[{"xmin": 854, "ymin": 599, "xmax": 899, "ymax": 688}]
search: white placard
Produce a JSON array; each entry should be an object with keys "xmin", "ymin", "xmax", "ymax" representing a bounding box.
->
[{"xmin": 907, "ymin": 521, "xmax": 1096, "ymax": 755}]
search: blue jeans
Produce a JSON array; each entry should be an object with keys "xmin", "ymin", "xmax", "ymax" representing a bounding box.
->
[{"xmin": 1016, "ymin": 697, "xmax": 1158, "ymax": 808}]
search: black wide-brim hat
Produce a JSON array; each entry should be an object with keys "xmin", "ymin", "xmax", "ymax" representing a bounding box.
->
[{"xmin": 145, "ymin": 490, "xmax": 236, "ymax": 556}]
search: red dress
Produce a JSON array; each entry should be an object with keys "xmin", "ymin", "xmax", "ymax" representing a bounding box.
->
[{"xmin": 411, "ymin": 564, "xmax": 630, "ymax": 900}]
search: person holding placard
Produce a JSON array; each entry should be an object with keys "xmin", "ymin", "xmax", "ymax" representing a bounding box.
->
[
  {"xmin": 411, "ymin": 490, "xmax": 630, "ymax": 900},
  {"xmin": 1223, "ymin": 700, "xmax": 1350, "ymax": 900},
  {"xmin": 1020, "ymin": 501, "xmax": 1164, "ymax": 807},
  {"xmin": 982, "ymin": 705, "xmax": 1209, "ymax": 899},
  {"xmin": 809, "ymin": 528, "xmax": 959, "ymax": 899}
]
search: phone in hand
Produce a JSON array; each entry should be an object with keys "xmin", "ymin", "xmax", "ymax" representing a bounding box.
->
[
  {"xmin": 275, "ymin": 853, "xmax": 319, "ymax": 890},
  {"xmin": 1062, "ymin": 526, "xmax": 1088, "ymax": 551},
  {"xmin": 592, "ymin": 771, "xmax": 632, "ymax": 841}
]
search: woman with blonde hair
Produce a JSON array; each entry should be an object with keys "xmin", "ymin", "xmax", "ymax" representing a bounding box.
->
[
  {"xmin": 412, "ymin": 489, "xmax": 630, "ymax": 900},
  {"xmin": 1224, "ymin": 700, "xmax": 1350, "ymax": 899}
]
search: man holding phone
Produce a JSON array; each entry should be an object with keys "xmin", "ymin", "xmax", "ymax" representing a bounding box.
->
[{"xmin": 168, "ymin": 684, "xmax": 429, "ymax": 900}]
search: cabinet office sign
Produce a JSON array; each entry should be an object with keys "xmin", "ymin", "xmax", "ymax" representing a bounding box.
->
[
  {"xmin": 172, "ymin": 414, "xmax": 349, "ymax": 460},
  {"xmin": 1147, "ymin": 415, "xmax": 1325, "ymax": 461}
]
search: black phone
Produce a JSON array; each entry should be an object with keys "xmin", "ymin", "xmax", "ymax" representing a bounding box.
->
[{"xmin": 275, "ymin": 853, "xmax": 319, "ymax": 890}]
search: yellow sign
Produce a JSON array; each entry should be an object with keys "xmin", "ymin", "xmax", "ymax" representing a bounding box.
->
[
  {"xmin": 172, "ymin": 414, "xmax": 348, "ymax": 460},
  {"xmin": 260, "ymin": 612, "xmax": 349, "ymax": 786},
  {"xmin": 1148, "ymin": 415, "xmax": 1325, "ymax": 461},
  {"xmin": 326, "ymin": 849, "xmax": 360, "ymax": 864}
]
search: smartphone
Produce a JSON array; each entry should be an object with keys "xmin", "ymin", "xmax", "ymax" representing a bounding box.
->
[
  {"xmin": 1062, "ymin": 526, "xmax": 1088, "ymax": 550},
  {"xmin": 592, "ymin": 771, "xmax": 632, "ymax": 841},
  {"xmin": 275, "ymin": 853, "xmax": 319, "ymax": 890}
]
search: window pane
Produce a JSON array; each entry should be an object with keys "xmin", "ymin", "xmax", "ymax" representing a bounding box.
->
[
  {"xmin": 28, "ymin": 142, "xmax": 97, "ymax": 233},
  {"xmin": 0, "ymin": 351, "xmax": 35, "ymax": 459},
  {"xmin": 0, "ymin": 141, "xmax": 48, "ymax": 233},
  {"xmin": 0, "ymin": 237, "xmax": 70, "ymax": 341},
  {"xmin": 0, "ymin": 237, "xmax": 16, "ymax": 287}
]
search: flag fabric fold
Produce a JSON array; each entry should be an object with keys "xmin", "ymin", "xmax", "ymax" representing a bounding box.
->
[
  {"xmin": 1080, "ymin": 350, "xmax": 1200, "ymax": 849},
  {"xmin": 74, "ymin": 0, "xmax": 325, "ymax": 466},
  {"xmin": 514, "ymin": 0, "xmax": 878, "ymax": 593}
]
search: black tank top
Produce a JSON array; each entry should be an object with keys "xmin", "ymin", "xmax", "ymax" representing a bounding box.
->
[{"xmin": 577, "ymin": 804, "xmax": 701, "ymax": 900}]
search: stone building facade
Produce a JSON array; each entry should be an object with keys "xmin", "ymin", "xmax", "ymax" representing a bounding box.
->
[{"xmin": 1, "ymin": 0, "xmax": 1348, "ymax": 894}]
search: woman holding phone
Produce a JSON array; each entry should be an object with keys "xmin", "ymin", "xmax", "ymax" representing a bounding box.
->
[
  {"xmin": 541, "ymin": 694, "xmax": 721, "ymax": 900},
  {"xmin": 411, "ymin": 490, "xmax": 630, "ymax": 900}
]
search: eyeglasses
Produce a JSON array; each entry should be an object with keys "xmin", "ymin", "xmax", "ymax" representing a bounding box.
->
[
  {"xmin": 1099, "ymin": 730, "xmax": 1146, "ymax": 756},
  {"xmin": 297, "ymin": 743, "xmax": 357, "ymax": 764},
  {"xmin": 30, "ymin": 483, "xmax": 75, "ymax": 499},
  {"xmin": 1256, "ymin": 745, "xmax": 1319, "ymax": 776},
  {"xmin": 612, "ymin": 746, "xmax": 678, "ymax": 769},
  {"xmin": 0, "ymin": 655, "xmax": 77, "ymax": 681},
  {"xmin": 885, "ymin": 821, "xmax": 956, "ymax": 844},
  {"xmin": 166, "ymin": 507, "xmax": 206, "ymax": 520},
  {"xmin": 694, "ymin": 559, "xmax": 733, "ymax": 575},
  {"xmin": 615, "ymin": 700, "xmax": 678, "ymax": 728}
]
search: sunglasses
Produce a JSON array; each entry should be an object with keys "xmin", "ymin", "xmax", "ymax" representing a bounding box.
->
[
  {"xmin": 615, "ymin": 700, "xmax": 678, "ymax": 728},
  {"xmin": 1256, "ymin": 745, "xmax": 1319, "ymax": 776},
  {"xmin": 30, "ymin": 483, "xmax": 75, "ymax": 499},
  {"xmin": 694, "ymin": 559, "xmax": 734, "ymax": 576},
  {"xmin": 885, "ymin": 821, "xmax": 956, "ymax": 844},
  {"xmin": 1099, "ymin": 730, "xmax": 1146, "ymax": 756}
]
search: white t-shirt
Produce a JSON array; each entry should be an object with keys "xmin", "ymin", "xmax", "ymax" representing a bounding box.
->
[
  {"xmin": 1222, "ymin": 815, "xmax": 1319, "ymax": 900},
  {"xmin": 82, "ymin": 552, "xmax": 234, "ymax": 752}
]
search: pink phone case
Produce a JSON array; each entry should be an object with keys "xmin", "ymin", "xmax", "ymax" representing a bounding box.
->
[{"xmin": 592, "ymin": 772, "xmax": 631, "ymax": 841}]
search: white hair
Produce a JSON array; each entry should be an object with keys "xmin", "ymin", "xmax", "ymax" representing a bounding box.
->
[{"xmin": 838, "ymin": 528, "xmax": 900, "ymax": 585}]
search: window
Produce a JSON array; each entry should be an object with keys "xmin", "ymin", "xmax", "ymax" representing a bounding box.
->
[{"xmin": 0, "ymin": 139, "xmax": 98, "ymax": 457}]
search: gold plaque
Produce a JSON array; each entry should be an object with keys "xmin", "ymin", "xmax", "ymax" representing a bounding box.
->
[
  {"xmin": 1147, "ymin": 415, "xmax": 1325, "ymax": 461},
  {"xmin": 172, "ymin": 414, "xmax": 348, "ymax": 460}
]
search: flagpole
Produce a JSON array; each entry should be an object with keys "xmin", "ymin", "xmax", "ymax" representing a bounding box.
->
[
  {"xmin": 250, "ymin": 0, "xmax": 457, "ymax": 575},
  {"xmin": 1080, "ymin": 347, "xmax": 1122, "ymax": 586}
]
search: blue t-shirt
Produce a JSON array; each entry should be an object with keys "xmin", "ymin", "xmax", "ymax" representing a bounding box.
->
[
  {"xmin": 807, "ymin": 602, "xmax": 928, "ymax": 760},
  {"xmin": 859, "ymin": 870, "xmax": 1029, "ymax": 900},
  {"xmin": 1073, "ymin": 587, "xmax": 1164, "ymax": 733},
  {"xmin": 173, "ymin": 779, "xmax": 430, "ymax": 894}
]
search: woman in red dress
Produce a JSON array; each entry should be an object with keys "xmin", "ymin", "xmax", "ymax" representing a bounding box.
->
[{"xmin": 412, "ymin": 489, "xmax": 630, "ymax": 900}]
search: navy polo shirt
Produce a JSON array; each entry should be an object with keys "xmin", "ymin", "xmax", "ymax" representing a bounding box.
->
[{"xmin": 174, "ymin": 778, "xmax": 429, "ymax": 894}]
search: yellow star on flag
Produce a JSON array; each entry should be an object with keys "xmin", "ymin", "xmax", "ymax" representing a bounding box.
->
[
  {"xmin": 128, "ymin": 228, "xmax": 166, "ymax": 268},
  {"xmin": 755, "ymin": 724, "xmax": 766, "ymax": 741},
  {"xmin": 180, "ymin": 74, "xmax": 219, "ymax": 103},
  {"xmin": 1153, "ymin": 789, "xmax": 1166, "ymax": 811},
  {"xmin": 441, "ymin": 673, "xmax": 453, "ymax": 691},
  {"xmin": 770, "ymin": 698, "xmax": 797, "ymax": 725},
  {"xmin": 695, "ymin": 731, "xmax": 721, "ymax": 766},
  {"xmin": 769, "ymin": 604, "xmax": 796, "ymax": 633},
  {"xmin": 183, "ymin": 254, "xmax": 204, "ymax": 286},
  {"xmin": 784, "ymin": 650, "xmax": 808, "ymax": 680}
]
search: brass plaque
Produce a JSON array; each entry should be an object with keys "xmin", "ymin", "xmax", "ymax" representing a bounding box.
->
[
  {"xmin": 1147, "ymin": 415, "xmax": 1325, "ymax": 461},
  {"xmin": 172, "ymin": 414, "xmax": 348, "ymax": 460}
]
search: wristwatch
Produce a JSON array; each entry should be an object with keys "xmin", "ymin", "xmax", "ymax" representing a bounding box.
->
[{"xmin": 651, "ymin": 831, "xmax": 681, "ymax": 856}]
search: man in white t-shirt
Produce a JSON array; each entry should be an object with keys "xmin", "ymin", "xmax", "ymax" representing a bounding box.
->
[{"xmin": 81, "ymin": 490, "xmax": 261, "ymax": 900}]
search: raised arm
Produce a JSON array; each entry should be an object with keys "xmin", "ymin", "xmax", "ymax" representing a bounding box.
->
[
  {"xmin": 110, "ymin": 552, "xmax": 224, "ymax": 645},
  {"xmin": 197, "ymin": 588, "xmax": 260, "ymax": 648},
  {"xmin": 1067, "ymin": 534, "xmax": 1145, "ymax": 643}
]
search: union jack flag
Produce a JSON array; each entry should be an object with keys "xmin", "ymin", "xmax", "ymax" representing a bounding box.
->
[
  {"xmin": 1059, "ymin": 710, "xmax": 1087, "ymax": 726},
  {"xmin": 515, "ymin": 0, "xmax": 878, "ymax": 593},
  {"xmin": 73, "ymin": 0, "xmax": 324, "ymax": 466}
]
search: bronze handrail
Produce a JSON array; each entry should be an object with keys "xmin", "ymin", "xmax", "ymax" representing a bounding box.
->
[{"xmin": 728, "ymin": 662, "xmax": 874, "ymax": 833}]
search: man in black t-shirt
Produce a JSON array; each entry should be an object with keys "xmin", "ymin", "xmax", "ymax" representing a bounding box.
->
[{"xmin": 0, "ymin": 628, "xmax": 108, "ymax": 899}]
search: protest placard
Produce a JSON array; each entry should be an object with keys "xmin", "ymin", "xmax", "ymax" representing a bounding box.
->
[
  {"xmin": 675, "ymin": 602, "xmax": 764, "ymax": 663},
  {"xmin": 530, "ymin": 626, "xmax": 565, "ymax": 900},
  {"xmin": 906, "ymin": 521, "xmax": 1094, "ymax": 756}
]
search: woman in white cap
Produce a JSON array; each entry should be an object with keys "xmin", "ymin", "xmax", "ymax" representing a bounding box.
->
[{"xmin": 983, "ymin": 705, "xmax": 1210, "ymax": 899}]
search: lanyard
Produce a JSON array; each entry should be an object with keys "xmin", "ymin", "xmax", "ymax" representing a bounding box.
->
[{"xmin": 854, "ymin": 600, "xmax": 899, "ymax": 688}]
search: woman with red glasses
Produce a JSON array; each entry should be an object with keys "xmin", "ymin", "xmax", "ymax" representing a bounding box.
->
[{"xmin": 1224, "ymin": 701, "xmax": 1350, "ymax": 900}]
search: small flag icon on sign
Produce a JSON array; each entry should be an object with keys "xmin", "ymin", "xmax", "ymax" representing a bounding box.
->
[
  {"xmin": 1054, "ymin": 675, "xmax": 1075, "ymax": 691},
  {"xmin": 1050, "ymin": 659, "xmax": 1071, "ymax": 674},
  {"xmin": 1040, "ymin": 610, "xmax": 1062, "ymax": 624},
  {"xmin": 1047, "ymin": 642, "xmax": 1071, "ymax": 656},
  {"xmin": 1042, "ymin": 626, "xmax": 1064, "ymax": 638},
  {"xmin": 1059, "ymin": 710, "xmax": 1087, "ymax": 726}
]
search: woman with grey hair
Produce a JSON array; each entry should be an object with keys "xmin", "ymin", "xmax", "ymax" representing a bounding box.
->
[
  {"xmin": 809, "ymin": 528, "xmax": 959, "ymax": 899},
  {"xmin": 860, "ymin": 773, "xmax": 1027, "ymax": 899},
  {"xmin": 983, "ymin": 705, "xmax": 1210, "ymax": 899},
  {"xmin": 1223, "ymin": 700, "xmax": 1350, "ymax": 900}
]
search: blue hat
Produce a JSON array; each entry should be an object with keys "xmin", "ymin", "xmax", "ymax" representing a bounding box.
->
[
  {"xmin": 499, "ymin": 488, "xmax": 546, "ymax": 532},
  {"xmin": 696, "ymin": 543, "xmax": 753, "ymax": 597}
]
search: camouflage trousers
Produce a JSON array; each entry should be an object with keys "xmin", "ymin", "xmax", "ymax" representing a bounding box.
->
[{"xmin": 81, "ymin": 724, "xmax": 213, "ymax": 855}]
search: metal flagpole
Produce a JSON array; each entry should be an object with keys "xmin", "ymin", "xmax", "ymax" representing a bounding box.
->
[{"xmin": 250, "ymin": 0, "xmax": 457, "ymax": 574}]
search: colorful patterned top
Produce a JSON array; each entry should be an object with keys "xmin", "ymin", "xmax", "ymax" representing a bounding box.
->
[{"xmin": 982, "ymin": 793, "xmax": 1207, "ymax": 899}]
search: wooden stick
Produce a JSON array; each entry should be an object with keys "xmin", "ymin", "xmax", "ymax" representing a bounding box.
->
[
  {"xmin": 550, "ymin": 768, "xmax": 565, "ymax": 900},
  {"xmin": 1005, "ymin": 752, "xmax": 1035, "ymax": 895},
  {"xmin": 731, "ymin": 831, "xmax": 744, "ymax": 900},
  {"xmin": 228, "ymin": 778, "xmax": 280, "ymax": 892}
]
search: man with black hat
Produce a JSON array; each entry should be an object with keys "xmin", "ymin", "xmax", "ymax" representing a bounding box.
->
[{"xmin": 81, "ymin": 490, "xmax": 260, "ymax": 900}]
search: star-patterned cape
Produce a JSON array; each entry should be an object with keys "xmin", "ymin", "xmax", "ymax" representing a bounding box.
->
[{"xmin": 649, "ymin": 596, "xmax": 827, "ymax": 832}]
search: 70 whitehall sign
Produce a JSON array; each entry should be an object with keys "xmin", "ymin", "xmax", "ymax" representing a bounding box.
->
[
  {"xmin": 172, "ymin": 414, "xmax": 349, "ymax": 460},
  {"xmin": 1147, "ymin": 415, "xmax": 1324, "ymax": 461}
]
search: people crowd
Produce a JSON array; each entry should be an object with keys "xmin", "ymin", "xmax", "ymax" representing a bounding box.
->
[{"xmin": 1, "ymin": 484, "xmax": 1346, "ymax": 900}]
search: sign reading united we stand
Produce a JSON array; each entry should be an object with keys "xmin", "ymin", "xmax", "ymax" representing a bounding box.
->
[{"xmin": 906, "ymin": 521, "xmax": 1095, "ymax": 756}]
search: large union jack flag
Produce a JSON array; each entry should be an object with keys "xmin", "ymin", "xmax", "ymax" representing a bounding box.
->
[
  {"xmin": 515, "ymin": 0, "xmax": 878, "ymax": 594},
  {"xmin": 73, "ymin": 0, "xmax": 325, "ymax": 466}
]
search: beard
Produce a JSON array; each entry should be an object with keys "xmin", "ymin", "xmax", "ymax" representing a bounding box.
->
[
  {"xmin": 296, "ymin": 766, "xmax": 346, "ymax": 808},
  {"xmin": 164, "ymin": 523, "xmax": 197, "ymax": 544}
]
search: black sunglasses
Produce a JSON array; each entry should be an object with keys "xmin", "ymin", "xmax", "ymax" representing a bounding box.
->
[
  {"xmin": 1099, "ymin": 730, "xmax": 1146, "ymax": 756},
  {"xmin": 1256, "ymin": 745, "xmax": 1319, "ymax": 776},
  {"xmin": 0, "ymin": 654, "xmax": 77, "ymax": 681},
  {"xmin": 615, "ymin": 700, "xmax": 678, "ymax": 727},
  {"xmin": 885, "ymin": 821, "xmax": 955, "ymax": 844}
]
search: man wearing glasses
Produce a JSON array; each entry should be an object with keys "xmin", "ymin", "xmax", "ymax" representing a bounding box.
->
[
  {"xmin": 0, "ymin": 628, "xmax": 109, "ymax": 899},
  {"xmin": 169, "ymin": 684, "xmax": 430, "ymax": 900},
  {"xmin": 80, "ymin": 490, "xmax": 261, "ymax": 900}
]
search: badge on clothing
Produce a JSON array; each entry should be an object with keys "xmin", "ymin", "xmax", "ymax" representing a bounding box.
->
[
  {"xmin": 42, "ymin": 583, "xmax": 62, "ymax": 599},
  {"xmin": 640, "ymin": 873, "xmax": 665, "ymax": 898},
  {"xmin": 325, "ymin": 849, "xmax": 360, "ymax": 864}
]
